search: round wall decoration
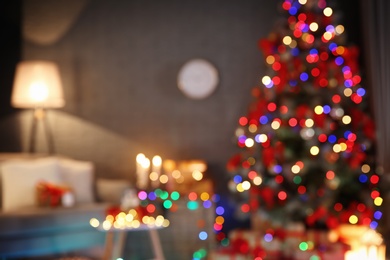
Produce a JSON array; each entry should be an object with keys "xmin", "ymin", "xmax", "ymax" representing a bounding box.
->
[{"xmin": 177, "ymin": 59, "xmax": 219, "ymax": 99}]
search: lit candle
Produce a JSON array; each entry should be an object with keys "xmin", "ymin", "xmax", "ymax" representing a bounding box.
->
[
  {"xmin": 136, "ymin": 153, "xmax": 150, "ymax": 190},
  {"xmin": 151, "ymin": 155, "xmax": 162, "ymax": 188},
  {"xmin": 136, "ymin": 153, "xmax": 146, "ymax": 176},
  {"xmin": 152, "ymin": 155, "xmax": 162, "ymax": 175},
  {"xmin": 140, "ymin": 157, "xmax": 150, "ymax": 189}
]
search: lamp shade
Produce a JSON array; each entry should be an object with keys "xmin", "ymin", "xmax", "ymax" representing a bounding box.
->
[{"xmin": 11, "ymin": 61, "xmax": 65, "ymax": 108}]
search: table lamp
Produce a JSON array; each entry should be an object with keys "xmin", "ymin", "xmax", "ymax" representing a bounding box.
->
[{"xmin": 11, "ymin": 60, "xmax": 65, "ymax": 153}]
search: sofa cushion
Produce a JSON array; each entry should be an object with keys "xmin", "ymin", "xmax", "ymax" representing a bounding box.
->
[
  {"xmin": 0, "ymin": 155, "xmax": 97, "ymax": 211},
  {"xmin": 1, "ymin": 157, "xmax": 62, "ymax": 212},
  {"xmin": 58, "ymin": 158, "xmax": 95, "ymax": 204},
  {"xmin": 0, "ymin": 153, "xmax": 49, "ymax": 209}
]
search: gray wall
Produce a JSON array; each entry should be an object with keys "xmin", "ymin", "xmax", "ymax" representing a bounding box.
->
[{"xmin": 5, "ymin": 0, "xmax": 279, "ymax": 182}]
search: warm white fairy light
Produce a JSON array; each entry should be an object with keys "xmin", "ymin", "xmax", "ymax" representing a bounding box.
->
[
  {"xmin": 309, "ymin": 22, "xmax": 319, "ymax": 32},
  {"xmin": 323, "ymin": 31, "xmax": 333, "ymax": 41},
  {"xmin": 131, "ymin": 220, "xmax": 141, "ymax": 228},
  {"xmin": 361, "ymin": 164, "xmax": 370, "ymax": 173},
  {"xmin": 305, "ymin": 119, "xmax": 314, "ymax": 127},
  {"xmin": 128, "ymin": 209, "xmax": 137, "ymax": 216},
  {"xmin": 159, "ymin": 174, "xmax": 169, "ymax": 184},
  {"xmin": 262, "ymin": 76, "xmax": 272, "ymax": 86},
  {"xmin": 155, "ymin": 215, "xmax": 165, "ymax": 226},
  {"xmin": 90, "ymin": 211, "xmax": 170, "ymax": 231},
  {"xmin": 125, "ymin": 214, "xmax": 134, "ymax": 222},
  {"xmin": 342, "ymin": 115, "xmax": 352, "ymax": 124},
  {"xmin": 142, "ymin": 216, "xmax": 152, "ymax": 225},
  {"xmin": 236, "ymin": 183, "xmax": 245, "ymax": 192},
  {"xmin": 333, "ymin": 144, "xmax": 341, "ymax": 153},
  {"xmin": 256, "ymin": 134, "xmax": 268, "ymax": 143},
  {"xmin": 340, "ymin": 143, "xmax": 347, "ymax": 151},
  {"xmin": 116, "ymin": 212, "xmax": 126, "ymax": 220},
  {"xmin": 90, "ymin": 218, "xmax": 100, "ymax": 228},
  {"xmin": 249, "ymin": 124, "xmax": 258, "ymax": 133},
  {"xmin": 374, "ymin": 197, "xmax": 383, "ymax": 206},
  {"xmin": 310, "ymin": 146, "xmax": 320, "ymax": 156},
  {"xmin": 291, "ymin": 165, "xmax": 300, "ymax": 174},
  {"xmin": 271, "ymin": 120, "xmax": 281, "ymax": 129},
  {"xmin": 349, "ymin": 215, "xmax": 358, "ymax": 224},
  {"xmin": 283, "ymin": 36, "xmax": 292, "ymax": 45},
  {"xmin": 323, "ymin": 7, "xmax": 333, "ymax": 17},
  {"xmin": 242, "ymin": 181, "xmax": 251, "ymax": 190},
  {"xmin": 102, "ymin": 220, "xmax": 112, "ymax": 230},
  {"xmin": 150, "ymin": 171, "xmax": 159, "ymax": 181},
  {"xmin": 335, "ymin": 25, "xmax": 345, "ymax": 35},
  {"xmin": 253, "ymin": 176, "xmax": 262, "ymax": 185},
  {"xmin": 344, "ymin": 88, "xmax": 353, "ymax": 97},
  {"xmin": 314, "ymin": 105, "xmax": 323, "ymax": 114},
  {"xmin": 266, "ymin": 55, "xmax": 275, "ymax": 65},
  {"xmin": 245, "ymin": 138, "xmax": 255, "ymax": 148}
]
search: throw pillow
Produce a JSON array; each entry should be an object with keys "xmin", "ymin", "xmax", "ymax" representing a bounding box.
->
[
  {"xmin": 1, "ymin": 157, "xmax": 62, "ymax": 211},
  {"xmin": 58, "ymin": 158, "xmax": 95, "ymax": 204}
]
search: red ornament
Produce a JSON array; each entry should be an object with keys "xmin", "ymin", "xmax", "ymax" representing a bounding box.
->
[
  {"xmin": 262, "ymin": 146, "xmax": 275, "ymax": 167},
  {"xmin": 349, "ymin": 108, "xmax": 365, "ymax": 129},
  {"xmin": 363, "ymin": 117, "xmax": 375, "ymax": 140},
  {"xmin": 258, "ymin": 39, "xmax": 276, "ymax": 57},
  {"xmin": 313, "ymin": 112, "xmax": 326, "ymax": 128},
  {"xmin": 339, "ymin": 210, "xmax": 352, "ymax": 224},
  {"xmin": 348, "ymin": 145, "xmax": 367, "ymax": 169},
  {"xmin": 259, "ymin": 187, "xmax": 275, "ymax": 209},
  {"xmin": 342, "ymin": 46, "xmax": 360, "ymax": 73},
  {"xmin": 275, "ymin": 141, "xmax": 285, "ymax": 162},
  {"xmin": 326, "ymin": 214, "xmax": 340, "ymax": 229},
  {"xmin": 227, "ymin": 154, "xmax": 242, "ymax": 172},
  {"xmin": 296, "ymin": 104, "xmax": 310, "ymax": 120},
  {"xmin": 276, "ymin": 62, "xmax": 289, "ymax": 93}
]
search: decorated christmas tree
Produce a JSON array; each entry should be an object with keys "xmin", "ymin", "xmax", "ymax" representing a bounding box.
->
[{"xmin": 227, "ymin": 0, "xmax": 383, "ymax": 232}]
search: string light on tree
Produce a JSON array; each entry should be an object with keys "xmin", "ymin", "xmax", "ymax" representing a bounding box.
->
[{"xmin": 225, "ymin": 0, "xmax": 382, "ymax": 243}]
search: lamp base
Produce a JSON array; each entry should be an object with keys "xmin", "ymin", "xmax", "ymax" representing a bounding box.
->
[{"xmin": 29, "ymin": 108, "xmax": 55, "ymax": 154}]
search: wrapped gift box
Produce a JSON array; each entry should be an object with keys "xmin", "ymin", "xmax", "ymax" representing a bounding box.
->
[{"xmin": 208, "ymin": 250, "xmax": 251, "ymax": 260}]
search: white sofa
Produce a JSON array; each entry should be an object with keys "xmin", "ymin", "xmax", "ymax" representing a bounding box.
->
[{"xmin": 0, "ymin": 153, "xmax": 116, "ymax": 259}]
